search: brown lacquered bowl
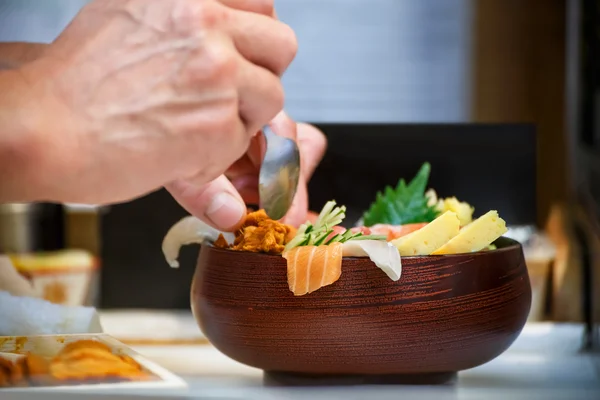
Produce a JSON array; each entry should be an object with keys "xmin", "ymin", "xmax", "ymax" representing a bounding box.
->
[{"xmin": 191, "ymin": 237, "xmax": 531, "ymax": 386}]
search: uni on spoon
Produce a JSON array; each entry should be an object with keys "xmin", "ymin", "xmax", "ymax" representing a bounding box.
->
[{"xmin": 258, "ymin": 125, "xmax": 301, "ymax": 220}]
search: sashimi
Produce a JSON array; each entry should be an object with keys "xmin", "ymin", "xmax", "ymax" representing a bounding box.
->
[
  {"xmin": 162, "ymin": 216, "xmax": 235, "ymax": 268},
  {"xmin": 283, "ymin": 242, "xmax": 343, "ymax": 296},
  {"xmin": 368, "ymin": 223, "xmax": 428, "ymax": 241},
  {"xmin": 349, "ymin": 226, "xmax": 372, "ymax": 235},
  {"xmin": 331, "ymin": 225, "xmax": 347, "ymax": 236},
  {"xmin": 342, "ymin": 240, "xmax": 402, "ymax": 281}
]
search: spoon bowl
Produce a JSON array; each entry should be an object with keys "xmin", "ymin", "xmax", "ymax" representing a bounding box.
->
[{"xmin": 258, "ymin": 125, "xmax": 301, "ymax": 220}]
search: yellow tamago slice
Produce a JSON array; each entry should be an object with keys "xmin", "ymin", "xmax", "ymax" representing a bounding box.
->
[
  {"xmin": 425, "ymin": 189, "xmax": 474, "ymax": 227},
  {"xmin": 391, "ymin": 211, "xmax": 460, "ymax": 256},
  {"xmin": 436, "ymin": 197, "xmax": 475, "ymax": 227},
  {"xmin": 431, "ymin": 210, "xmax": 507, "ymax": 255}
]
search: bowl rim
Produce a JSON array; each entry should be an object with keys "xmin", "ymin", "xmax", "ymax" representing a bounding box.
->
[{"xmin": 201, "ymin": 236, "xmax": 522, "ymax": 261}]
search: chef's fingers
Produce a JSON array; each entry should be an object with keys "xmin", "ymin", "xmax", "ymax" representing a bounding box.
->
[
  {"xmin": 227, "ymin": 110, "xmax": 289, "ymax": 180},
  {"xmin": 296, "ymin": 123, "xmax": 327, "ymax": 180},
  {"xmin": 247, "ymin": 127, "xmax": 267, "ymax": 168},
  {"xmin": 224, "ymin": 132, "xmax": 263, "ymax": 206},
  {"xmin": 226, "ymin": 155, "xmax": 256, "ymax": 179},
  {"xmin": 269, "ymin": 110, "xmax": 297, "ymax": 140},
  {"xmin": 237, "ymin": 58, "xmax": 284, "ymax": 136},
  {"xmin": 281, "ymin": 174, "xmax": 309, "ymax": 227},
  {"xmin": 230, "ymin": 174, "xmax": 260, "ymax": 205},
  {"xmin": 166, "ymin": 174, "xmax": 246, "ymax": 232},
  {"xmin": 225, "ymin": 134, "xmax": 263, "ymax": 179},
  {"xmin": 219, "ymin": 0, "xmax": 275, "ymax": 16},
  {"xmin": 226, "ymin": 10, "xmax": 297, "ymax": 76}
]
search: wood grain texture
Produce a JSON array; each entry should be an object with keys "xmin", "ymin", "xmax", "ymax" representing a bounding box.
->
[{"xmin": 191, "ymin": 238, "xmax": 531, "ymax": 381}]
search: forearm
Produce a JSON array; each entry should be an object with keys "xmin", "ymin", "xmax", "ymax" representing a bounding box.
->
[{"xmin": 0, "ymin": 42, "xmax": 47, "ymax": 70}]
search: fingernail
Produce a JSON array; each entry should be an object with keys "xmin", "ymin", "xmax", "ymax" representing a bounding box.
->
[{"xmin": 205, "ymin": 192, "xmax": 245, "ymax": 230}]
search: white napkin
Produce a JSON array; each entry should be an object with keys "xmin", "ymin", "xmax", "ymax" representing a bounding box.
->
[{"xmin": 0, "ymin": 255, "xmax": 103, "ymax": 336}]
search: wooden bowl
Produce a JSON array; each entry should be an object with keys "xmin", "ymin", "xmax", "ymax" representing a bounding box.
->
[{"xmin": 191, "ymin": 237, "xmax": 531, "ymax": 386}]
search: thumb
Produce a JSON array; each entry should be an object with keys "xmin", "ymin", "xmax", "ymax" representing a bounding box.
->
[{"xmin": 165, "ymin": 175, "xmax": 246, "ymax": 232}]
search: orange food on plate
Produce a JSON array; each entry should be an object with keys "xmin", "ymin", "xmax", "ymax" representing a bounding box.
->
[
  {"xmin": 24, "ymin": 354, "xmax": 52, "ymax": 386},
  {"xmin": 57, "ymin": 339, "xmax": 113, "ymax": 355},
  {"xmin": 0, "ymin": 357, "xmax": 11, "ymax": 386},
  {"xmin": 50, "ymin": 354, "xmax": 146, "ymax": 382},
  {"xmin": 8, "ymin": 358, "xmax": 26, "ymax": 387},
  {"xmin": 283, "ymin": 242, "xmax": 343, "ymax": 296},
  {"xmin": 50, "ymin": 340, "xmax": 147, "ymax": 382},
  {"xmin": 0, "ymin": 355, "xmax": 30, "ymax": 387},
  {"xmin": 0, "ymin": 339, "xmax": 149, "ymax": 388}
]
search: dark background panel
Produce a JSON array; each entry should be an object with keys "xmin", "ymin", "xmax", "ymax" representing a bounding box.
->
[
  {"xmin": 307, "ymin": 123, "xmax": 537, "ymax": 226},
  {"xmin": 100, "ymin": 190, "xmax": 197, "ymax": 309}
]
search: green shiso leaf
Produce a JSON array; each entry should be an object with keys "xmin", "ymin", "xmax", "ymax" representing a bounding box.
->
[{"xmin": 361, "ymin": 162, "xmax": 441, "ymax": 227}]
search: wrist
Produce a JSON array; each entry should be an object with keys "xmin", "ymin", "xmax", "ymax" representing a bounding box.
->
[
  {"xmin": 0, "ymin": 42, "xmax": 48, "ymax": 70},
  {"xmin": 0, "ymin": 67, "xmax": 66, "ymax": 202}
]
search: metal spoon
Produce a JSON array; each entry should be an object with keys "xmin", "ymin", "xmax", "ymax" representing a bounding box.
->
[{"xmin": 258, "ymin": 125, "xmax": 301, "ymax": 220}]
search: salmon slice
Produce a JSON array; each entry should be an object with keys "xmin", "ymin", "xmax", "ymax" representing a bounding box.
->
[
  {"xmin": 321, "ymin": 225, "xmax": 346, "ymax": 243},
  {"xmin": 282, "ymin": 242, "xmax": 343, "ymax": 296},
  {"xmin": 350, "ymin": 226, "xmax": 372, "ymax": 235},
  {"xmin": 369, "ymin": 223, "xmax": 428, "ymax": 241}
]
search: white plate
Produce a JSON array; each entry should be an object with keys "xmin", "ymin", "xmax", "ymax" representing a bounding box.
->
[{"xmin": 0, "ymin": 333, "xmax": 187, "ymax": 391}]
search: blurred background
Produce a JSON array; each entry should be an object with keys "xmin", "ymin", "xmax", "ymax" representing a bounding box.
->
[{"xmin": 0, "ymin": 0, "xmax": 598, "ymax": 347}]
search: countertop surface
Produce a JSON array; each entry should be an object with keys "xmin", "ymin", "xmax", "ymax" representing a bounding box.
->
[
  {"xmin": 99, "ymin": 309, "xmax": 207, "ymax": 345},
  {"xmin": 4, "ymin": 312, "xmax": 600, "ymax": 399},
  {"xmin": 129, "ymin": 322, "xmax": 600, "ymax": 399}
]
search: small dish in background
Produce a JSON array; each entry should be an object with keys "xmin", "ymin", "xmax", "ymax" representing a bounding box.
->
[
  {"xmin": 0, "ymin": 333, "xmax": 186, "ymax": 391},
  {"xmin": 505, "ymin": 225, "xmax": 557, "ymax": 322},
  {"xmin": 8, "ymin": 250, "xmax": 99, "ymax": 307}
]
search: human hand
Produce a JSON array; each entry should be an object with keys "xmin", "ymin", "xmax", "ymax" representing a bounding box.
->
[
  {"xmin": 0, "ymin": 43, "xmax": 47, "ymax": 70},
  {"xmin": 169, "ymin": 111, "xmax": 327, "ymax": 229},
  {"xmin": 15, "ymin": 0, "xmax": 296, "ymax": 230}
]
